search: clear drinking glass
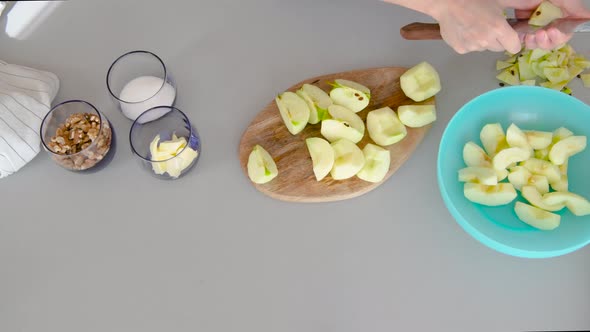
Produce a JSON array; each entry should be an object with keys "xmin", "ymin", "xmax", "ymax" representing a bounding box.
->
[
  {"xmin": 106, "ymin": 50, "xmax": 176, "ymax": 123},
  {"xmin": 129, "ymin": 106, "xmax": 201, "ymax": 180},
  {"xmin": 40, "ymin": 100, "xmax": 115, "ymax": 172}
]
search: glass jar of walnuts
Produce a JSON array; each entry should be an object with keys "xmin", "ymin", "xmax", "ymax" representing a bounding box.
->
[{"xmin": 40, "ymin": 100, "xmax": 113, "ymax": 171}]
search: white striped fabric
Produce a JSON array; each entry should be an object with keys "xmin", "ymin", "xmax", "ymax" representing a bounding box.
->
[{"xmin": 0, "ymin": 59, "xmax": 59, "ymax": 178}]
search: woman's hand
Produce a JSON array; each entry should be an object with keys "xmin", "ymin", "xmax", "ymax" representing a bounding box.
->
[
  {"xmin": 430, "ymin": 0, "xmax": 543, "ymax": 54},
  {"xmin": 515, "ymin": 0, "xmax": 590, "ymax": 50}
]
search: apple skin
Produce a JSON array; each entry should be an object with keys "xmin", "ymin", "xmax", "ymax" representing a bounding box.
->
[
  {"xmin": 320, "ymin": 105, "xmax": 365, "ymax": 144},
  {"xmin": 275, "ymin": 92, "xmax": 310, "ymax": 135},
  {"xmin": 247, "ymin": 145, "xmax": 278, "ymax": 184},
  {"xmin": 329, "ymin": 86, "xmax": 370, "ymax": 113}
]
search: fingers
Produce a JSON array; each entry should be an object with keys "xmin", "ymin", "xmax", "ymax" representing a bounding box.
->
[
  {"xmin": 523, "ymin": 27, "xmax": 572, "ymax": 50},
  {"xmin": 524, "ymin": 33, "xmax": 538, "ymax": 49},
  {"xmin": 487, "ymin": 39, "xmax": 505, "ymax": 52},
  {"xmin": 534, "ymin": 30, "xmax": 552, "ymax": 49},
  {"xmin": 546, "ymin": 27, "xmax": 570, "ymax": 47},
  {"xmin": 497, "ymin": 21, "xmax": 523, "ymax": 54}
]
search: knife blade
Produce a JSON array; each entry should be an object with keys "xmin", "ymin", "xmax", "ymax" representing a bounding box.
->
[{"xmin": 400, "ymin": 18, "xmax": 590, "ymax": 40}]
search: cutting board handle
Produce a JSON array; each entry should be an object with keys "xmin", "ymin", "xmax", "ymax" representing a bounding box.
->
[{"xmin": 400, "ymin": 22, "xmax": 442, "ymax": 40}]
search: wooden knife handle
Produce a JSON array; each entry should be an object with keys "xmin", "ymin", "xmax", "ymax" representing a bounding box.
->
[{"xmin": 400, "ymin": 22, "xmax": 442, "ymax": 40}]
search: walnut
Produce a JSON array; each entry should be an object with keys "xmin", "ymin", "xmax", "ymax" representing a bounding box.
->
[{"xmin": 48, "ymin": 112, "xmax": 112, "ymax": 171}]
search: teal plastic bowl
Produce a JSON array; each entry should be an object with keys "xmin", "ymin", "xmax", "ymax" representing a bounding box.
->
[{"xmin": 438, "ymin": 86, "xmax": 590, "ymax": 258}]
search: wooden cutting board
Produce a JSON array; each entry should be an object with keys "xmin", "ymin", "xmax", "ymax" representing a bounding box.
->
[{"xmin": 239, "ymin": 67, "xmax": 435, "ymax": 203}]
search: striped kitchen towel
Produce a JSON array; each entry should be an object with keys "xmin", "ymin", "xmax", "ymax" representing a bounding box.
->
[{"xmin": 0, "ymin": 59, "xmax": 60, "ymax": 178}]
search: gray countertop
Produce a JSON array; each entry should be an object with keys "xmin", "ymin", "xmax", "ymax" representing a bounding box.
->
[{"xmin": 1, "ymin": 1, "xmax": 589, "ymax": 331}]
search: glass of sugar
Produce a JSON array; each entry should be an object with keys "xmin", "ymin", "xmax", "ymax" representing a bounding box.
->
[{"xmin": 106, "ymin": 50, "xmax": 176, "ymax": 124}]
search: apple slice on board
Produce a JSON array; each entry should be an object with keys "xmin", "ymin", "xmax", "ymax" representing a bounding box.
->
[
  {"xmin": 366, "ymin": 107, "xmax": 408, "ymax": 146},
  {"xmin": 275, "ymin": 92, "xmax": 310, "ymax": 135},
  {"xmin": 357, "ymin": 143, "xmax": 391, "ymax": 183},
  {"xmin": 247, "ymin": 145, "xmax": 278, "ymax": 184},
  {"xmin": 329, "ymin": 79, "xmax": 371, "ymax": 113},
  {"xmin": 320, "ymin": 105, "xmax": 365, "ymax": 143},
  {"xmin": 305, "ymin": 137, "xmax": 334, "ymax": 181},
  {"xmin": 239, "ymin": 67, "xmax": 436, "ymax": 203},
  {"xmin": 330, "ymin": 139, "xmax": 366, "ymax": 180}
]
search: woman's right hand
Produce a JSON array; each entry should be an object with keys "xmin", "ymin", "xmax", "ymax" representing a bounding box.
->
[{"xmin": 515, "ymin": 0, "xmax": 590, "ymax": 50}]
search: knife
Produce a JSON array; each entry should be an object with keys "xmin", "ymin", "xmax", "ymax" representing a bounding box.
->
[{"xmin": 400, "ymin": 18, "xmax": 590, "ymax": 40}]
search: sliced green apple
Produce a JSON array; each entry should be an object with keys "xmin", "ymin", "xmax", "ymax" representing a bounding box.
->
[
  {"xmin": 556, "ymin": 51, "xmax": 568, "ymax": 67},
  {"xmin": 543, "ymin": 192, "xmax": 590, "ymax": 216},
  {"xmin": 480, "ymin": 123, "xmax": 507, "ymax": 157},
  {"xmin": 247, "ymin": 145, "xmax": 278, "ymax": 184},
  {"xmin": 529, "ymin": 175, "xmax": 550, "ymax": 195},
  {"xmin": 525, "ymin": 130, "xmax": 553, "ymax": 150},
  {"xmin": 334, "ymin": 79, "xmax": 370, "ymax": 96},
  {"xmin": 366, "ymin": 107, "xmax": 407, "ymax": 146},
  {"xmin": 306, "ymin": 137, "xmax": 334, "ymax": 181},
  {"xmin": 400, "ymin": 61, "xmax": 441, "ymax": 102},
  {"xmin": 505, "ymin": 54, "xmax": 518, "ymax": 63},
  {"xmin": 560, "ymin": 44, "xmax": 575, "ymax": 57},
  {"xmin": 301, "ymin": 83, "xmax": 332, "ymax": 119},
  {"xmin": 493, "ymin": 147, "xmax": 531, "ymax": 171},
  {"xmin": 531, "ymin": 61, "xmax": 547, "ymax": 80},
  {"xmin": 582, "ymin": 73, "xmax": 590, "ymax": 88},
  {"xmin": 544, "ymin": 67, "xmax": 570, "ymax": 83},
  {"xmin": 496, "ymin": 169, "xmax": 509, "ymax": 182},
  {"xmin": 496, "ymin": 60, "xmax": 513, "ymax": 70},
  {"xmin": 330, "ymin": 139, "xmax": 365, "ymax": 180},
  {"xmin": 540, "ymin": 80, "xmax": 567, "ymax": 91},
  {"xmin": 514, "ymin": 202, "xmax": 561, "ymax": 231},
  {"xmin": 530, "ymin": 49, "xmax": 550, "ymax": 61},
  {"xmin": 296, "ymin": 89, "xmax": 320, "ymax": 125},
  {"xmin": 568, "ymin": 65, "xmax": 585, "ymax": 78},
  {"xmin": 463, "ymin": 183, "xmax": 517, "ymax": 206},
  {"xmin": 519, "ymin": 55, "xmax": 536, "ymax": 81},
  {"xmin": 551, "ymin": 176, "xmax": 569, "ymax": 192},
  {"xmin": 397, "ymin": 104, "xmax": 436, "ymax": 128},
  {"xmin": 522, "ymin": 186, "xmax": 565, "ymax": 212},
  {"xmin": 521, "ymin": 80, "xmax": 536, "ymax": 86},
  {"xmin": 553, "ymin": 127, "xmax": 574, "ymax": 142},
  {"xmin": 463, "ymin": 141, "xmax": 492, "ymax": 167},
  {"xmin": 276, "ymin": 92, "xmax": 310, "ymax": 135},
  {"xmin": 497, "ymin": 66, "xmax": 520, "ymax": 86},
  {"xmin": 549, "ymin": 135, "xmax": 587, "ymax": 165},
  {"xmin": 357, "ymin": 143, "xmax": 391, "ymax": 183},
  {"xmin": 329, "ymin": 80, "xmax": 370, "ymax": 113},
  {"xmin": 573, "ymin": 56, "xmax": 590, "ymax": 69},
  {"xmin": 521, "ymin": 158, "xmax": 561, "ymax": 183},
  {"xmin": 535, "ymin": 148, "xmax": 549, "ymax": 160},
  {"xmin": 508, "ymin": 166, "xmax": 532, "ymax": 191},
  {"xmin": 506, "ymin": 123, "xmax": 531, "ymax": 150},
  {"xmin": 320, "ymin": 105, "xmax": 365, "ymax": 143},
  {"xmin": 458, "ymin": 167, "xmax": 498, "ymax": 186}
]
